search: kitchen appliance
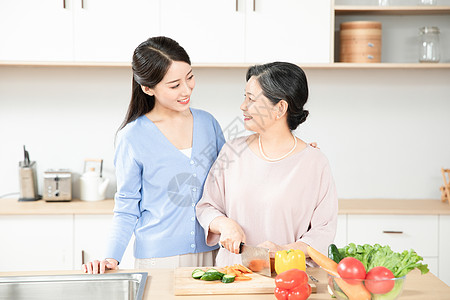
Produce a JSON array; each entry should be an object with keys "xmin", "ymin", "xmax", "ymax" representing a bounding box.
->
[
  {"xmin": 18, "ymin": 146, "xmax": 40, "ymax": 201},
  {"xmin": 239, "ymin": 243, "xmax": 271, "ymax": 277},
  {"xmin": 43, "ymin": 169, "xmax": 72, "ymax": 202},
  {"xmin": 80, "ymin": 159, "xmax": 109, "ymax": 201}
]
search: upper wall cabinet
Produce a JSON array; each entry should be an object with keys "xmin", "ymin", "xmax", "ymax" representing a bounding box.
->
[
  {"xmin": 0, "ymin": 0, "xmax": 331, "ymax": 64},
  {"xmin": 0, "ymin": 0, "xmax": 74, "ymax": 61},
  {"xmin": 159, "ymin": 0, "xmax": 332, "ymax": 64},
  {"xmin": 245, "ymin": 0, "xmax": 332, "ymax": 64},
  {"xmin": 73, "ymin": 0, "xmax": 160, "ymax": 62},
  {"xmin": 0, "ymin": 0, "xmax": 160, "ymax": 62},
  {"xmin": 159, "ymin": 0, "xmax": 246, "ymax": 63}
]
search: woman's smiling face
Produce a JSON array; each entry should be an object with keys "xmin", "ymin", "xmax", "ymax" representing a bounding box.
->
[
  {"xmin": 240, "ymin": 76, "xmax": 278, "ymax": 133},
  {"xmin": 146, "ymin": 60, "xmax": 195, "ymax": 112}
]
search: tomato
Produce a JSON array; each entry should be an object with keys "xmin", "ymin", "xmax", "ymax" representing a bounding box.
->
[
  {"xmin": 364, "ymin": 266, "xmax": 395, "ymax": 294},
  {"xmin": 337, "ymin": 257, "xmax": 366, "ymax": 285},
  {"xmin": 274, "ymin": 287, "xmax": 289, "ymax": 300},
  {"xmin": 275, "ymin": 269, "xmax": 308, "ymax": 290},
  {"xmin": 288, "ymin": 283, "xmax": 311, "ymax": 300}
]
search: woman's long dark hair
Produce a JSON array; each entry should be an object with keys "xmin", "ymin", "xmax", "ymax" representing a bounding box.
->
[
  {"xmin": 118, "ymin": 36, "xmax": 191, "ymax": 131},
  {"xmin": 246, "ymin": 62, "xmax": 309, "ymax": 131}
]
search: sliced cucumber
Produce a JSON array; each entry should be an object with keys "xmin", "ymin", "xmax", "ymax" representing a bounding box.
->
[
  {"xmin": 191, "ymin": 268, "xmax": 203, "ymax": 275},
  {"xmin": 192, "ymin": 270, "xmax": 205, "ymax": 279},
  {"xmin": 200, "ymin": 272, "xmax": 223, "ymax": 281},
  {"xmin": 222, "ymin": 274, "xmax": 236, "ymax": 283}
]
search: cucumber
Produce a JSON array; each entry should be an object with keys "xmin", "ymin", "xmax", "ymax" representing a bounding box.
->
[
  {"xmin": 328, "ymin": 244, "xmax": 343, "ymax": 263},
  {"xmin": 191, "ymin": 268, "xmax": 203, "ymax": 276},
  {"xmin": 192, "ymin": 270, "xmax": 205, "ymax": 279},
  {"xmin": 200, "ymin": 272, "xmax": 223, "ymax": 281},
  {"xmin": 221, "ymin": 274, "xmax": 236, "ymax": 283},
  {"xmin": 205, "ymin": 269, "xmax": 225, "ymax": 279}
]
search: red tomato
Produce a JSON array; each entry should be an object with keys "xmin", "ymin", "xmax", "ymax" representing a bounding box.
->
[
  {"xmin": 274, "ymin": 287, "xmax": 289, "ymax": 300},
  {"xmin": 275, "ymin": 269, "xmax": 308, "ymax": 290},
  {"xmin": 288, "ymin": 283, "xmax": 311, "ymax": 300},
  {"xmin": 364, "ymin": 266, "xmax": 395, "ymax": 294},
  {"xmin": 337, "ymin": 257, "xmax": 366, "ymax": 285}
]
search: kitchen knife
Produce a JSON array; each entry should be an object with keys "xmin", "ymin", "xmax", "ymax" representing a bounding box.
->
[{"xmin": 239, "ymin": 243, "xmax": 271, "ymax": 277}]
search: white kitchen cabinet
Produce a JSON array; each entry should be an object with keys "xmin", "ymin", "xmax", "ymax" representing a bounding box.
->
[
  {"xmin": 439, "ymin": 215, "xmax": 450, "ymax": 285},
  {"xmin": 347, "ymin": 215, "xmax": 438, "ymax": 257},
  {"xmin": 245, "ymin": 0, "xmax": 332, "ymax": 63},
  {"xmin": 0, "ymin": 215, "xmax": 73, "ymax": 271},
  {"xmin": 0, "ymin": 0, "xmax": 159, "ymax": 62},
  {"xmin": 160, "ymin": 0, "xmax": 245, "ymax": 63},
  {"xmin": 74, "ymin": 215, "xmax": 135, "ymax": 270},
  {"xmin": 0, "ymin": 0, "xmax": 73, "ymax": 61},
  {"xmin": 160, "ymin": 0, "xmax": 332, "ymax": 64},
  {"xmin": 73, "ymin": 0, "xmax": 160, "ymax": 62},
  {"xmin": 347, "ymin": 214, "xmax": 439, "ymax": 277}
]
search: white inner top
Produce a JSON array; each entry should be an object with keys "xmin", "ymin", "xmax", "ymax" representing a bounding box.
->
[{"xmin": 179, "ymin": 147, "xmax": 192, "ymax": 158}]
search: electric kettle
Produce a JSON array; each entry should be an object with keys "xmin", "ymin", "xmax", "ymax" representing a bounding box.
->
[{"xmin": 80, "ymin": 168, "xmax": 110, "ymax": 201}]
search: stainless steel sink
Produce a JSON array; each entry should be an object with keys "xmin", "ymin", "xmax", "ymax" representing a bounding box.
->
[{"xmin": 0, "ymin": 272, "xmax": 148, "ymax": 300}]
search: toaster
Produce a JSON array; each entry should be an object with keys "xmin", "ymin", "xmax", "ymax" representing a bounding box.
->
[{"xmin": 43, "ymin": 169, "xmax": 72, "ymax": 202}]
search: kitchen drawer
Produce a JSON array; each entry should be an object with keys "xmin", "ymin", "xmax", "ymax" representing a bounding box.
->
[{"xmin": 347, "ymin": 215, "xmax": 438, "ymax": 257}]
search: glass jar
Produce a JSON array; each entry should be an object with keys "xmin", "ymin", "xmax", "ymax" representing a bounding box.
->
[
  {"xmin": 378, "ymin": 0, "xmax": 389, "ymax": 6},
  {"xmin": 419, "ymin": 26, "xmax": 440, "ymax": 63}
]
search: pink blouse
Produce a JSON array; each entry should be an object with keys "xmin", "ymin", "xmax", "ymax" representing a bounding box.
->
[{"xmin": 196, "ymin": 136, "xmax": 338, "ymax": 267}]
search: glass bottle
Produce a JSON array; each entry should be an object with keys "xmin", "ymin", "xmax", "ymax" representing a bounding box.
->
[
  {"xmin": 378, "ymin": 0, "xmax": 389, "ymax": 6},
  {"xmin": 419, "ymin": 26, "xmax": 440, "ymax": 63}
]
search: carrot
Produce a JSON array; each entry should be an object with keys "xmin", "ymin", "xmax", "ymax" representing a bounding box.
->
[
  {"xmin": 307, "ymin": 246, "xmax": 371, "ymax": 300},
  {"xmin": 233, "ymin": 264, "xmax": 253, "ymax": 274},
  {"xmin": 234, "ymin": 275, "xmax": 252, "ymax": 281}
]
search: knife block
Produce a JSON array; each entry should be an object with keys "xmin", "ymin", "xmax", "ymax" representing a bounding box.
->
[{"xmin": 18, "ymin": 161, "xmax": 39, "ymax": 201}]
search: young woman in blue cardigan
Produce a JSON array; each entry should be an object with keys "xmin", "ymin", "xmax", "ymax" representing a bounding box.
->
[{"xmin": 83, "ymin": 36, "xmax": 224, "ymax": 274}]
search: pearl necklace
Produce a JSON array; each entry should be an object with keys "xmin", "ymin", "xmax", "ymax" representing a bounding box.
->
[{"xmin": 258, "ymin": 133, "xmax": 297, "ymax": 162}]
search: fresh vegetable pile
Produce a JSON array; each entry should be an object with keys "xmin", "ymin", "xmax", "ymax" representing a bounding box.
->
[
  {"xmin": 329, "ymin": 243, "xmax": 429, "ymax": 278},
  {"xmin": 308, "ymin": 243, "xmax": 430, "ymax": 300},
  {"xmin": 191, "ymin": 264, "xmax": 253, "ymax": 284},
  {"xmin": 274, "ymin": 269, "xmax": 312, "ymax": 300}
]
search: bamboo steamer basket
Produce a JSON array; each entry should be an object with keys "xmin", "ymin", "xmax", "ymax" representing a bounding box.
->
[{"xmin": 340, "ymin": 21, "xmax": 382, "ymax": 63}]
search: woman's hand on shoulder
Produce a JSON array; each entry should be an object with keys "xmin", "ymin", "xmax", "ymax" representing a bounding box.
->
[
  {"xmin": 309, "ymin": 142, "xmax": 319, "ymax": 149},
  {"xmin": 82, "ymin": 258, "xmax": 118, "ymax": 274}
]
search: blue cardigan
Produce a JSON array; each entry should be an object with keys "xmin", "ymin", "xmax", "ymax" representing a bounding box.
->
[{"xmin": 106, "ymin": 108, "xmax": 225, "ymax": 262}]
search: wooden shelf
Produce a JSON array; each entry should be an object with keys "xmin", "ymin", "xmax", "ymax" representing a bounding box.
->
[
  {"xmin": 335, "ymin": 5, "xmax": 450, "ymax": 15},
  {"xmin": 1, "ymin": 61, "xmax": 450, "ymax": 69}
]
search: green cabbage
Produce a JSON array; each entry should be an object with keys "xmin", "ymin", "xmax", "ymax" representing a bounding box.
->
[{"xmin": 338, "ymin": 243, "xmax": 429, "ymax": 278}]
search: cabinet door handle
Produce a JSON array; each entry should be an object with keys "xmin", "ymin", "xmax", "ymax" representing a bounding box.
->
[
  {"xmin": 253, "ymin": 0, "xmax": 256, "ymax": 11},
  {"xmin": 63, "ymin": 0, "xmax": 66, "ymax": 9},
  {"xmin": 382, "ymin": 230, "xmax": 403, "ymax": 234},
  {"xmin": 81, "ymin": 0, "xmax": 84, "ymax": 9},
  {"xmin": 81, "ymin": 250, "xmax": 85, "ymax": 265},
  {"xmin": 236, "ymin": 0, "xmax": 238, "ymax": 11}
]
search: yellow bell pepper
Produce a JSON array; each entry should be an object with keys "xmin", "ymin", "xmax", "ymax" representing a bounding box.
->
[{"xmin": 275, "ymin": 249, "xmax": 306, "ymax": 274}]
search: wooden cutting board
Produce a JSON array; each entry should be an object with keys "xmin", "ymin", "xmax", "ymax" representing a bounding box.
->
[{"xmin": 173, "ymin": 267, "xmax": 316, "ymax": 295}]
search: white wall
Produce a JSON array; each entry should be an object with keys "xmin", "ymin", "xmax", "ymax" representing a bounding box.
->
[{"xmin": 1, "ymin": 66, "xmax": 449, "ymax": 200}]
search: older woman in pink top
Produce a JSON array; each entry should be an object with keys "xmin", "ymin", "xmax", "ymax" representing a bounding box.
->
[{"xmin": 196, "ymin": 62, "xmax": 338, "ymax": 267}]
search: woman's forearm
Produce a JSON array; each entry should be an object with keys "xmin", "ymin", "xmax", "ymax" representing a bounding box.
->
[{"xmin": 208, "ymin": 216, "xmax": 230, "ymax": 234}]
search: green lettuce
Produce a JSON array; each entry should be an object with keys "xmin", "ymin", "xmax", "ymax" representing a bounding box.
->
[{"xmin": 338, "ymin": 243, "xmax": 429, "ymax": 278}]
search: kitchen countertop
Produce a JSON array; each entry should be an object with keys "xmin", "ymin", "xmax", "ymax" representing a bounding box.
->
[
  {"xmin": 0, "ymin": 267, "xmax": 448, "ymax": 299},
  {"xmin": 1, "ymin": 198, "xmax": 450, "ymax": 215}
]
